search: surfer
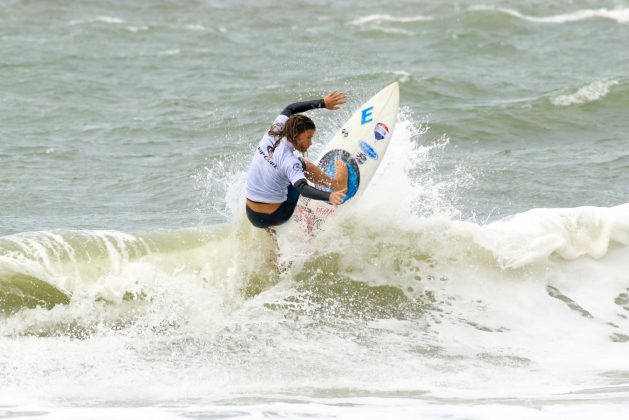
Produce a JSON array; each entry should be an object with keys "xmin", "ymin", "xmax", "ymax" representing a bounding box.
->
[{"xmin": 245, "ymin": 91, "xmax": 349, "ymax": 231}]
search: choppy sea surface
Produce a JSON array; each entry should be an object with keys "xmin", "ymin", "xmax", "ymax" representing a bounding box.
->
[{"xmin": 2, "ymin": 0, "xmax": 629, "ymax": 418}]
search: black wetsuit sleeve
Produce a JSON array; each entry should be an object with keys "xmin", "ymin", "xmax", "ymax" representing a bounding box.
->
[
  {"xmin": 293, "ymin": 179, "xmax": 330, "ymax": 201},
  {"xmin": 281, "ymin": 99, "xmax": 326, "ymax": 117}
]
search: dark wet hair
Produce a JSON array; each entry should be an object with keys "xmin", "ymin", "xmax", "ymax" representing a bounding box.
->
[{"xmin": 269, "ymin": 114, "xmax": 316, "ymax": 150}]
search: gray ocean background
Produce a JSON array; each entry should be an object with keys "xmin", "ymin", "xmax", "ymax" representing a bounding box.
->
[{"xmin": 1, "ymin": 0, "xmax": 629, "ymax": 419}]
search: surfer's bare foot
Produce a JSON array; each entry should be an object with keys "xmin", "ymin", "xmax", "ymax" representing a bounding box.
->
[{"xmin": 332, "ymin": 160, "xmax": 348, "ymax": 191}]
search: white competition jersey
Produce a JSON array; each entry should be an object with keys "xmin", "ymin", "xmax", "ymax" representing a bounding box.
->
[{"xmin": 245, "ymin": 115, "xmax": 306, "ymax": 203}]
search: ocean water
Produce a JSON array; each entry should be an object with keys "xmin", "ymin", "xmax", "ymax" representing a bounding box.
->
[{"xmin": 1, "ymin": 0, "xmax": 629, "ymax": 418}]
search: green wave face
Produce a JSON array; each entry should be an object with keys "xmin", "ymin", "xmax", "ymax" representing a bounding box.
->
[{"xmin": 0, "ymin": 274, "xmax": 70, "ymax": 316}]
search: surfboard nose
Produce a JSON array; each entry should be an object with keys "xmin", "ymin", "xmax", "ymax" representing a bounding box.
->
[
  {"xmin": 388, "ymin": 81, "xmax": 399, "ymax": 91},
  {"xmin": 384, "ymin": 81, "xmax": 400, "ymax": 103}
]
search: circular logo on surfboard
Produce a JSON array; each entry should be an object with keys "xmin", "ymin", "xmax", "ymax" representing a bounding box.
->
[
  {"xmin": 318, "ymin": 149, "xmax": 360, "ymax": 203},
  {"xmin": 374, "ymin": 122, "xmax": 389, "ymax": 141}
]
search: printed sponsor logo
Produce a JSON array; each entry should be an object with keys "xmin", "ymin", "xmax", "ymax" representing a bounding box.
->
[
  {"xmin": 293, "ymin": 205, "xmax": 317, "ymax": 234},
  {"xmin": 316, "ymin": 207, "xmax": 336, "ymax": 217},
  {"xmin": 353, "ymin": 151, "xmax": 367, "ymax": 165},
  {"xmin": 258, "ymin": 146, "xmax": 277, "ymax": 168},
  {"xmin": 374, "ymin": 122, "xmax": 389, "ymax": 141},
  {"xmin": 292, "ymin": 162, "xmax": 303, "ymax": 172},
  {"xmin": 359, "ymin": 141, "xmax": 378, "ymax": 160},
  {"xmin": 361, "ymin": 106, "xmax": 374, "ymax": 125},
  {"xmin": 318, "ymin": 149, "xmax": 361, "ymax": 202}
]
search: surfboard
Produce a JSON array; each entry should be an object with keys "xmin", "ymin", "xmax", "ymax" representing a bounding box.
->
[{"xmin": 292, "ymin": 82, "xmax": 400, "ymax": 234}]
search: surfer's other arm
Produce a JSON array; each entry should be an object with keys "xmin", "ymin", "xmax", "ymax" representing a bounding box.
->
[{"xmin": 293, "ymin": 179, "xmax": 347, "ymax": 205}]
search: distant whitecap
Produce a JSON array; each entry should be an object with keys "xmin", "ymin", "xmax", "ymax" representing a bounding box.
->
[
  {"xmin": 158, "ymin": 49, "xmax": 181, "ymax": 56},
  {"xmin": 351, "ymin": 14, "xmax": 433, "ymax": 26},
  {"xmin": 369, "ymin": 26, "xmax": 415, "ymax": 36},
  {"xmin": 471, "ymin": 6, "xmax": 629, "ymax": 24},
  {"xmin": 184, "ymin": 24, "xmax": 206, "ymax": 31},
  {"xmin": 69, "ymin": 16, "xmax": 126, "ymax": 25},
  {"xmin": 388, "ymin": 70, "xmax": 412, "ymax": 83},
  {"xmin": 127, "ymin": 25, "xmax": 149, "ymax": 32},
  {"xmin": 551, "ymin": 80, "xmax": 619, "ymax": 106}
]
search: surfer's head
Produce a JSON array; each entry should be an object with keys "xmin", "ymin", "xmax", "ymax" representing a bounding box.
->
[{"xmin": 269, "ymin": 114, "xmax": 316, "ymax": 153}]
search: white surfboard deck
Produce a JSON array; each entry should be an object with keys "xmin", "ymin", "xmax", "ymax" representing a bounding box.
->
[{"xmin": 291, "ymin": 82, "xmax": 400, "ymax": 234}]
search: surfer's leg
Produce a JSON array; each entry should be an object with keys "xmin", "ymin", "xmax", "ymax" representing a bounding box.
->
[
  {"xmin": 247, "ymin": 190, "xmax": 300, "ymax": 270},
  {"xmin": 265, "ymin": 226, "xmax": 293, "ymax": 273},
  {"xmin": 263, "ymin": 188, "xmax": 301, "ymax": 270},
  {"xmin": 264, "ymin": 227, "xmax": 279, "ymax": 267}
]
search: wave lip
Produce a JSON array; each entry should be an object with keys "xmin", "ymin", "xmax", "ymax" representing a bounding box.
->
[
  {"xmin": 475, "ymin": 204, "xmax": 629, "ymax": 270},
  {"xmin": 551, "ymin": 80, "xmax": 619, "ymax": 106},
  {"xmin": 0, "ymin": 229, "xmax": 153, "ymax": 315},
  {"xmin": 471, "ymin": 6, "xmax": 629, "ymax": 24}
]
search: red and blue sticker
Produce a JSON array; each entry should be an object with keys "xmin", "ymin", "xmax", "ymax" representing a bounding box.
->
[{"xmin": 374, "ymin": 122, "xmax": 389, "ymax": 141}]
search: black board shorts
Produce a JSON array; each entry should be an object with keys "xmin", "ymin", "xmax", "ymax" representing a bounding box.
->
[{"xmin": 246, "ymin": 185, "xmax": 300, "ymax": 229}]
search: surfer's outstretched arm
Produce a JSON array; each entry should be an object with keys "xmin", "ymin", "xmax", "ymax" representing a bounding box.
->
[
  {"xmin": 281, "ymin": 99, "xmax": 325, "ymax": 117},
  {"xmin": 281, "ymin": 91, "xmax": 347, "ymax": 116}
]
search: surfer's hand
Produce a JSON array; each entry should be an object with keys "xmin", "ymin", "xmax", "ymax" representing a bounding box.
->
[
  {"xmin": 329, "ymin": 188, "xmax": 347, "ymax": 205},
  {"xmin": 323, "ymin": 91, "xmax": 347, "ymax": 110}
]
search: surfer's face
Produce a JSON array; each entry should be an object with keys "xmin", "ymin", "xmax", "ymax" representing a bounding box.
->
[{"xmin": 295, "ymin": 129, "xmax": 315, "ymax": 153}]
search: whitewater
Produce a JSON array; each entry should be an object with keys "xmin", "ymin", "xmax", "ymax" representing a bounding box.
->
[
  {"xmin": 2, "ymin": 0, "xmax": 629, "ymax": 418},
  {"xmin": 2, "ymin": 116, "xmax": 629, "ymax": 418}
]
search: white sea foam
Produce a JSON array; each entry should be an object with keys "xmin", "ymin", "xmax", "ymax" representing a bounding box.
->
[
  {"xmin": 8, "ymin": 400, "xmax": 629, "ymax": 420},
  {"xmin": 473, "ymin": 6, "xmax": 629, "ymax": 24},
  {"xmin": 551, "ymin": 80, "xmax": 618, "ymax": 106}
]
